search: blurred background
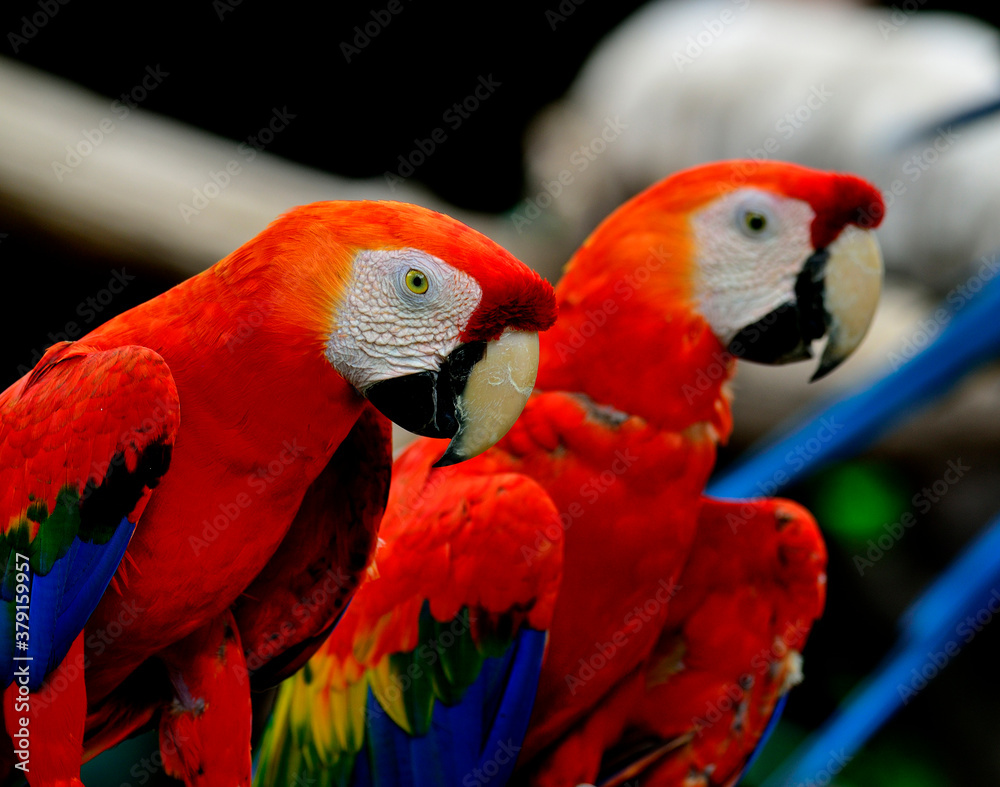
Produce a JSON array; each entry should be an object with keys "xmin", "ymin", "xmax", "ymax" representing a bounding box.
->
[{"xmin": 2, "ymin": 0, "xmax": 1000, "ymax": 784}]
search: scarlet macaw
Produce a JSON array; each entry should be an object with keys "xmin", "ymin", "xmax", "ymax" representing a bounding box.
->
[
  {"xmin": 0, "ymin": 201, "xmax": 557, "ymax": 786},
  {"xmin": 255, "ymin": 160, "xmax": 883, "ymax": 786}
]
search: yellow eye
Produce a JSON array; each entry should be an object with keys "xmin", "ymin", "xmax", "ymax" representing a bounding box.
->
[
  {"xmin": 744, "ymin": 211, "xmax": 768, "ymax": 233},
  {"xmin": 405, "ymin": 269, "xmax": 429, "ymax": 294}
]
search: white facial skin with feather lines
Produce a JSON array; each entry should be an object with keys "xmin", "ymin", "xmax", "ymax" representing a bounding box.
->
[
  {"xmin": 690, "ymin": 188, "xmax": 816, "ymax": 347},
  {"xmin": 325, "ymin": 248, "xmax": 483, "ymax": 391}
]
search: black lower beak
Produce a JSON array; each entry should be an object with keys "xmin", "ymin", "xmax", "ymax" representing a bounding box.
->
[
  {"xmin": 364, "ymin": 342, "xmax": 487, "ymax": 439},
  {"xmin": 728, "ymin": 249, "xmax": 830, "ymax": 365}
]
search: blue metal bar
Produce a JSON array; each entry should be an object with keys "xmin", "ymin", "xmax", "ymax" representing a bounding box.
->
[
  {"xmin": 706, "ymin": 259, "xmax": 1000, "ymax": 785},
  {"xmin": 709, "ymin": 256, "xmax": 1000, "ymax": 500},
  {"xmin": 761, "ymin": 512, "xmax": 1000, "ymax": 786}
]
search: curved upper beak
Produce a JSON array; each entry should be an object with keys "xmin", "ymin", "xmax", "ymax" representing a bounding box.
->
[
  {"xmin": 728, "ymin": 225, "xmax": 883, "ymax": 382},
  {"xmin": 363, "ymin": 329, "xmax": 540, "ymax": 467},
  {"xmin": 812, "ymin": 225, "xmax": 883, "ymax": 380}
]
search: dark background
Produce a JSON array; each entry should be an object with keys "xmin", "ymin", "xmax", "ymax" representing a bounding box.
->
[
  {"xmin": 3, "ymin": 0, "xmax": 1000, "ymax": 386},
  {"xmin": 3, "ymin": 2, "xmax": 1000, "ymax": 785}
]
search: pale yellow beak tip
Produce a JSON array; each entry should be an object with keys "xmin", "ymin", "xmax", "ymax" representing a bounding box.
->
[{"xmin": 434, "ymin": 330, "xmax": 540, "ymax": 466}]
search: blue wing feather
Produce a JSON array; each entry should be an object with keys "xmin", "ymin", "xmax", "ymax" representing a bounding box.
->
[
  {"xmin": 25, "ymin": 550, "xmax": 71, "ymax": 686},
  {"xmin": 735, "ymin": 693, "xmax": 787, "ymax": 784},
  {"xmin": 359, "ymin": 627, "xmax": 546, "ymax": 787},
  {"xmin": 50, "ymin": 519, "xmax": 136, "ymax": 674},
  {"xmin": 1, "ymin": 344, "xmax": 178, "ymax": 691},
  {"xmin": 5, "ymin": 517, "xmax": 136, "ymax": 690}
]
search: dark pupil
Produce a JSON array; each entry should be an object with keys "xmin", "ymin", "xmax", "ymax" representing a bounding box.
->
[
  {"xmin": 748, "ymin": 214, "xmax": 766, "ymax": 231},
  {"xmin": 413, "ymin": 274, "xmax": 424, "ymax": 287}
]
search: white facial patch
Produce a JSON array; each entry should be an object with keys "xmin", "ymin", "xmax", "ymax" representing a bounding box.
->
[
  {"xmin": 325, "ymin": 248, "xmax": 483, "ymax": 391},
  {"xmin": 691, "ymin": 189, "xmax": 816, "ymax": 345}
]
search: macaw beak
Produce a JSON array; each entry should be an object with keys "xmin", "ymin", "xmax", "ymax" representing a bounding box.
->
[
  {"xmin": 728, "ymin": 225, "xmax": 883, "ymax": 381},
  {"xmin": 364, "ymin": 329, "xmax": 540, "ymax": 467}
]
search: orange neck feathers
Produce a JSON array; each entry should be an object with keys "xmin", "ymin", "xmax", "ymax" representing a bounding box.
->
[
  {"xmin": 536, "ymin": 160, "xmax": 883, "ymax": 439},
  {"xmin": 536, "ymin": 198, "xmax": 734, "ymax": 439}
]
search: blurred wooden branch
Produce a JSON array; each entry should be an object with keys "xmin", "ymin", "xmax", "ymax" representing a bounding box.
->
[
  {"xmin": 3, "ymin": 50, "xmax": 997, "ymax": 467},
  {"xmin": 0, "ymin": 56, "xmax": 566, "ymax": 280}
]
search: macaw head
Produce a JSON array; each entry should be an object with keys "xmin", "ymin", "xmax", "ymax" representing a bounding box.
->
[
  {"xmin": 235, "ymin": 201, "xmax": 556, "ymax": 466},
  {"xmin": 679, "ymin": 161, "xmax": 883, "ymax": 381},
  {"xmin": 542, "ymin": 160, "xmax": 884, "ymax": 432}
]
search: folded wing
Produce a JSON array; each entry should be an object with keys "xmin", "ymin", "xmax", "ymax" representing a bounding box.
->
[
  {"xmin": 0, "ymin": 342, "xmax": 180, "ymax": 689},
  {"xmin": 253, "ymin": 437, "xmax": 564, "ymax": 786},
  {"xmin": 598, "ymin": 497, "xmax": 827, "ymax": 787}
]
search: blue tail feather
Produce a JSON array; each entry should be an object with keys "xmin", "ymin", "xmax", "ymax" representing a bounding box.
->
[{"xmin": 360, "ymin": 627, "xmax": 547, "ymax": 786}]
